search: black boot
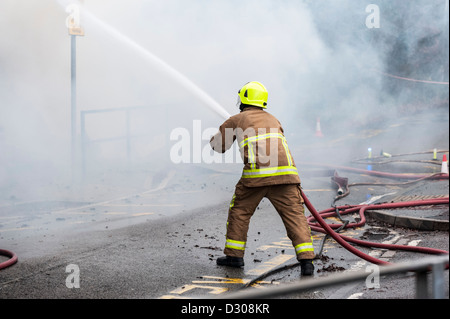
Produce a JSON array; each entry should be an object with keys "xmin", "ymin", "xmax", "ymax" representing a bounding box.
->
[
  {"xmin": 216, "ymin": 256, "xmax": 244, "ymax": 268},
  {"xmin": 300, "ymin": 259, "xmax": 314, "ymax": 276}
]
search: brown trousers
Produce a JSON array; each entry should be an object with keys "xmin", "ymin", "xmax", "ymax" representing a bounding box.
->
[{"xmin": 224, "ymin": 181, "xmax": 315, "ymax": 261}]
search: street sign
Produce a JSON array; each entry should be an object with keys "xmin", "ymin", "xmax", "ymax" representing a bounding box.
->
[{"xmin": 66, "ymin": 3, "xmax": 84, "ymax": 36}]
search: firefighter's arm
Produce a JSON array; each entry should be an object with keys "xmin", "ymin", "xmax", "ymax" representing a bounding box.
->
[{"xmin": 210, "ymin": 118, "xmax": 236, "ymax": 153}]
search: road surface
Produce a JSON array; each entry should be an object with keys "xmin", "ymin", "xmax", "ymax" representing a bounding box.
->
[{"xmin": 0, "ymin": 110, "xmax": 448, "ymax": 305}]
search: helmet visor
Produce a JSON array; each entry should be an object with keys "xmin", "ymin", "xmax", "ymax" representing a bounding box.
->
[{"xmin": 236, "ymin": 95, "xmax": 241, "ymax": 108}]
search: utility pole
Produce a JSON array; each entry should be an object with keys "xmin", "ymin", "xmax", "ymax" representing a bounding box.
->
[
  {"xmin": 444, "ymin": 0, "xmax": 449, "ymax": 82},
  {"xmin": 65, "ymin": 3, "xmax": 84, "ymax": 182}
]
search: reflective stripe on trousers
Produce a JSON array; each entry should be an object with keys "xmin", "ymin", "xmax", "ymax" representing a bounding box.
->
[
  {"xmin": 225, "ymin": 238, "xmax": 246, "ymax": 251},
  {"xmin": 294, "ymin": 242, "xmax": 314, "ymax": 255}
]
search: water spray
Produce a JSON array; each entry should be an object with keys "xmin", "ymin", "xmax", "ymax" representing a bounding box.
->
[{"xmin": 59, "ymin": 1, "xmax": 231, "ymax": 121}]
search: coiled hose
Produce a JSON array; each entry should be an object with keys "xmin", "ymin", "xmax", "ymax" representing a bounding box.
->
[
  {"xmin": 242, "ymin": 168, "xmax": 449, "ymax": 288},
  {"xmin": 303, "ymin": 192, "xmax": 449, "ymax": 265}
]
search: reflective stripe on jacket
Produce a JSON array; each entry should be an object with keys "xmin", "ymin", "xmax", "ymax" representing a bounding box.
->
[{"xmin": 210, "ymin": 107, "xmax": 301, "ymax": 187}]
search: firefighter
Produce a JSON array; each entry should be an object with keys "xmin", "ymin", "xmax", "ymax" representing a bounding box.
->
[{"xmin": 210, "ymin": 81, "xmax": 315, "ymax": 276}]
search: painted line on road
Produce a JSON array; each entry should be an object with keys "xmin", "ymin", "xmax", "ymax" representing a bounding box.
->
[
  {"xmin": 161, "ymin": 226, "xmax": 374, "ymax": 299},
  {"xmin": 171, "ymin": 190, "xmax": 204, "ymax": 194},
  {"xmin": 0, "ymin": 226, "xmax": 36, "ymax": 232},
  {"xmin": 101, "ymin": 204, "xmax": 182, "ymax": 207},
  {"xmin": 347, "ymin": 292, "xmax": 364, "ymax": 299},
  {"xmin": 103, "ymin": 212, "xmax": 154, "ymax": 216},
  {"xmin": 159, "ymin": 236, "xmax": 299, "ymax": 299},
  {"xmin": 0, "ymin": 216, "xmax": 24, "ymax": 220},
  {"xmin": 343, "ymin": 232, "xmax": 419, "ymax": 299},
  {"xmin": 245, "ymin": 254, "xmax": 295, "ymax": 276},
  {"xmin": 190, "ymin": 276, "xmax": 272, "ymax": 286},
  {"xmin": 50, "ymin": 170, "xmax": 175, "ymax": 215},
  {"xmin": 131, "ymin": 213, "xmax": 154, "ymax": 217},
  {"xmin": 64, "ymin": 211, "xmax": 92, "ymax": 215},
  {"xmin": 159, "ymin": 231, "xmax": 364, "ymax": 299}
]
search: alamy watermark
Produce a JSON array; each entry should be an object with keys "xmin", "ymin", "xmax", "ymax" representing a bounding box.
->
[
  {"xmin": 170, "ymin": 120, "xmax": 280, "ymax": 166},
  {"xmin": 170, "ymin": 120, "xmax": 229, "ymax": 164},
  {"xmin": 365, "ymin": 264, "xmax": 381, "ymax": 289},
  {"xmin": 66, "ymin": 264, "xmax": 80, "ymax": 289},
  {"xmin": 366, "ymin": 4, "xmax": 380, "ymax": 29}
]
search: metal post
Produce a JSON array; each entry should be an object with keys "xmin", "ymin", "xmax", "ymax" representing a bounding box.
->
[
  {"xmin": 445, "ymin": 0, "xmax": 449, "ymax": 23},
  {"xmin": 416, "ymin": 270, "xmax": 429, "ymax": 299},
  {"xmin": 432, "ymin": 261, "xmax": 445, "ymax": 299},
  {"xmin": 80, "ymin": 111, "xmax": 86, "ymax": 180},
  {"xmin": 66, "ymin": 2, "xmax": 84, "ymax": 182},
  {"xmin": 71, "ymin": 34, "xmax": 77, "ymax": 181},
  {"xmin": 126, "ymin": 109, "xmax": 131, "ymax": 163}
]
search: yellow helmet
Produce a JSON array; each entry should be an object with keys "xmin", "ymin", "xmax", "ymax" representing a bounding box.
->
[{"xmin": 237, "ymin": 81, "xmax": 268, "ymax": 109}]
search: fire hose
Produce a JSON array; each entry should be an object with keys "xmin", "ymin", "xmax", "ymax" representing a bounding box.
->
[
  {"xmin": 303, "ymin": 192, "xmax": 449, "ymax": 265},
  {"xmin": 0, "ymin": 249, "xmax": 18, "ymax": 270},
  {"xmin": 243, "ymin": 193, "xmax": 448, "ymax": 288},
  {"xmin": 242, "ymin": 169, "xmax": 449, "ymax": 288},
  {"xmin": 299, "ymin": 161, "xmax": 448, "ymax": 180}
]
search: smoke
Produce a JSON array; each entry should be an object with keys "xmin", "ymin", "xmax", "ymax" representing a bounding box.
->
[{"xmin": 0, "ymin": 0, "xmax": 448, "ymax": 204}]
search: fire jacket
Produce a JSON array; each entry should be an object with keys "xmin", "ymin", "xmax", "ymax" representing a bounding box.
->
[{"xmin": 210, "ymin": 107, "xmax": 301, "ymax": 187}]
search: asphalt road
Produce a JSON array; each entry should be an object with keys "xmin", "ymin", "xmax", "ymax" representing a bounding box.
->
[{"xmin": 0, "ymin": 109, "xmax": 448, "ymax": 306}]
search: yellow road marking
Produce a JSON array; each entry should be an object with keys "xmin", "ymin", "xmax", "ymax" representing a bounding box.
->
[
  {"xmin": 0, "ymin": 226, "xmax": 35, "ymax": 232},
  {"xmin": 131, "ymin": 213, "xmax": 154, "ymax": 217},
  {"xmin": 245, "ymin": 254, "xmax": 295, "ymax": 276},
  {"xmin": 169, "ymin": 284, "xmax": 228, "ymax": 295},
  {"xmin": 171, "ymin": 190, "xmax": 203, "ymax": 194},
  {"xmin": 191, "ymin": 276, "xmax": 275, "ymax": 285},
  {"xmin": 102, "ymin": 204, "xmax": 182, "ymax": 207},
  {"xmin": 0, "ymin": 216, "xmax": 24, "ymax": 220},
  {"xmin": 103, "ymin": 212, "xmax": 154, "ymax": 216},
  {"xmin": 49, "ymin": 170, "xmax": 176, "ymax": 215},
  {"xmin": 55, "ymin": 211, "xmax": 91, "ymax": 215}
]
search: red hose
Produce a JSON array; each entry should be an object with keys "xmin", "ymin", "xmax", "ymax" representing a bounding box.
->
[
  {"xmin": 299, "ymin": 162, "xmax": 449, "ymax": 180},
  {"xmin": 0, "ymin": 248, "xmax": 18, "ymax": 270},
  {"xmin": 301, "ymin": 190, "xmax": 449, "ymax": 266},
  {"xmin": 307, "ymin": 198, "xmax": 449, "ymax": 231}
]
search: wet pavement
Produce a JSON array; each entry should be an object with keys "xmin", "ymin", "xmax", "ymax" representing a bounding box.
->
[{"xmin": 0, "ymin": 110, "xmax": 448, "ymax": 302}]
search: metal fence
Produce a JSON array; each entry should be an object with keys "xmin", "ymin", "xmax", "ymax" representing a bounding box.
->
[
  {"xmin": 81, "ymin": 106, "xmax": 138, "ymax": 174},
  {"xmin": 219, "ymin": 255, "xmax": 449, "ymax": 299},
  {"xmin": 80, "ymin": 105, "xmax": 165, "ymax": 176}
]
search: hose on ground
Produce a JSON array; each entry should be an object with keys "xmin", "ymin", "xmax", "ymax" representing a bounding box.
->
[
  {"xmin": 333, "ymin": 172, "xmax": 448, "ymax": 203},
  {"xmin": 242, "ymin": 195, "xmax": 449, "ymax": 288},
  {"xmin": 303, "ymin": 194, "xmax": 449, "ymax": 265},
  {"xmin": 242, "ymin": 195, "xmax": 448, "ymax": 288},
  {"xmin": 0, "ymin": 249, "xmax": 18, "ymax": 270},
  {"xmin": 299, "ymin": 161, "xmax": 449, "ymax": 181},
  {"xmin": 241, "ymin": 187, "xmax": 449, "ymax": 289},
  {"xmin": 351, "ymin": 149, "xmax": 449, "ymax": 163}
]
